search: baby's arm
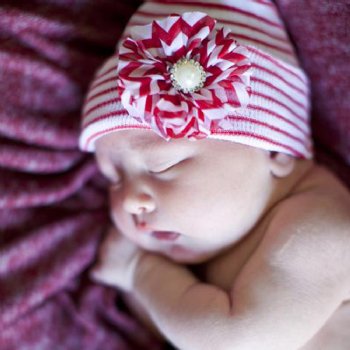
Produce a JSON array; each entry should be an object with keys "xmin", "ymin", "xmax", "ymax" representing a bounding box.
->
[
  {"xmin": 132, "ymin": 193, "xmax": 350, "ymax": 350},
  {"xmin": 94, "ymin": 192, "xmax": 350, "ymax": 350}
]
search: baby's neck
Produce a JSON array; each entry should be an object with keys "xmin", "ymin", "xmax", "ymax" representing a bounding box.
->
[{"xmin": 269, "ymin": 159, "xmax": 315, "ymax": 211}]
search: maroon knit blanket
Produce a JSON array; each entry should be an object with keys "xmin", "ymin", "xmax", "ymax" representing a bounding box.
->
[{"xmin": 0, "ymin": 1, "xmax": 349, "ymax": 349}]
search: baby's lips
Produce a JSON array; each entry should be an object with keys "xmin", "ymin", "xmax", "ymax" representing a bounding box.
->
[
  {"xmin": 135, "ymin": 222, "xmax": 181, "ymax": 240},
  {"xmin": 151, "ymin": 231, "xmax": 180, "ymax": 241}
]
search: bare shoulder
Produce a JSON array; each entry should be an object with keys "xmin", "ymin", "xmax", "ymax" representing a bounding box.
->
[
  {"xmin": 261, "ymin": 164, "xmax": 350, "ymax": 293},
  {"xmin": 272, "ymin": 164, "xmax": 350, "ymax": 236}
]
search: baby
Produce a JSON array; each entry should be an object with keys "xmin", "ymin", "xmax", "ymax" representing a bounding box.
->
[{"xmin": 79, "ymin": 1, "xmax": 350, "ymax": 349}]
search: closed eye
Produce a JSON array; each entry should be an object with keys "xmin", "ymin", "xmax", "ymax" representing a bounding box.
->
[{"xmin": 148, "ymin": 158, "xmax": 187, "ymax": 174}]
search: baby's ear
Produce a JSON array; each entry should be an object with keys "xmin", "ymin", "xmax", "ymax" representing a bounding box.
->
[{"xmin": 268, "ymin": 152, "xmax": 295, "ymax": 178}]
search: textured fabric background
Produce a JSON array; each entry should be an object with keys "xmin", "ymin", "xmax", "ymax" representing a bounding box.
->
[
  {"xmin": 0, "ymin": 1, "xmax": 349, "ymax": 349},
  {"xmin": 0, "ymin": 1, "xmax": 162, "ymax": 349},
  {"xmin": 276, "ymin": 0, "xmax": 350, "ymax": 185}
]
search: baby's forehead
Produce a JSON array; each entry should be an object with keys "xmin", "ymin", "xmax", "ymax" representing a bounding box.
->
[
  {"xmin": 97, "ymin": 130, "xmax": 163, "ymax": 150},
  {"xmin": 94, "ymin": 129, "xmax": 264, "ymax": 165},
  {"xmin": 95, "ymin": 130, "xmax": 194, "ymax": 159}
]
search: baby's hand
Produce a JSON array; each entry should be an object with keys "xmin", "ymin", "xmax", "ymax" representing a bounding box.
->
[{"xmin": 91, "ymin": 226, "xmax": 145, "ymax": 292}]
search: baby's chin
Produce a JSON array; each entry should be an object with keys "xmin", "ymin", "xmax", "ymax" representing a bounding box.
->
[
  {"xmin": 134, "ymin": 235, "xmax": 222, "ymax": 264},
  {"xmin": 158, "ymin": 245, "xmax": 219, "ymax": 265}
]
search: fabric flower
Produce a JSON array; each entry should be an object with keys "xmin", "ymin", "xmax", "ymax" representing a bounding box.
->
[{"xmin": 117, "ymin": 12, "xmax": 252, "ymax": 140}]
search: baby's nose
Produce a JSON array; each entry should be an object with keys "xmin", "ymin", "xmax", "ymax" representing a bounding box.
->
[{"xmin": 122, "ymin": 190, "xmax": 156, "ymax": 215}]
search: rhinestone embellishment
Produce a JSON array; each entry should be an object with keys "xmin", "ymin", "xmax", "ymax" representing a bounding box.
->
[{"xmin": 170, "ymin": 58, "xmax": 206, "ymax": 93}]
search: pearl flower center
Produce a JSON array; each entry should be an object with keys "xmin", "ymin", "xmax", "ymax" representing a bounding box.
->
[{"xmin": 170, "ymin": 58, "xmax": 206, "ymax": 93}]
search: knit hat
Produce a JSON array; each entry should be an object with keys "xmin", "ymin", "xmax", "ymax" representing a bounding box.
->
[{"xmin": 79, "ymin": 0, "xmax": 312, "ymax": 158}]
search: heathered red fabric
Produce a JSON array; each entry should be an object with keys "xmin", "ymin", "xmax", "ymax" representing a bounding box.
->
[
  {"xmin": 0, "ymin": 1, "xmax": 349, "ymax": 350},
  {"xmin": 0, "ymin": 1, "xmax": 162, "ymax": 349},
  {"xmin": 276, "ymin": 0, "xmax": 350, "ymax": 186}
]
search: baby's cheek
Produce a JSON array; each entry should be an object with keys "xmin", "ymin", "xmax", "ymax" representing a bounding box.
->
[
  {"xmin": 108, "ymin": 195, "xmax": 131, "ymax": 235},
  {"xmin": 163, "ymin": 182, "xmax": 216, "ymax": 230},
  {"xmin": 109, "ymin": 187, "xmax": 127, "ymax": 218},
  {"xmin": 109, "ymin": 196, "xmax": 120, "ymax": 223}
]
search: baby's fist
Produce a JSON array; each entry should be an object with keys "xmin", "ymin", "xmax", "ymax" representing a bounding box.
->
[{"xmin": 91, "ymin": 226, "xmax": 144, "ymax": 292}]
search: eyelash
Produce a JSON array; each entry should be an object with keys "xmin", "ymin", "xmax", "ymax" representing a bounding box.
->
[
  {"xmin": 148, "ymin": 161, "xmax": 181, "ymax": 174},
  {"xmin": 149, "ymin": 158, "xmax": 187, "ymax": 175},
  {"xmin": 107, "ymin": 158, "xmax": 187, "ymax": 187}
]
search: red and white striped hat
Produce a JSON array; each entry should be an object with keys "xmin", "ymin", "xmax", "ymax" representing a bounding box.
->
[{"xmin": 80, "ymin": 0, "xmax": 312, "ymax": 158}]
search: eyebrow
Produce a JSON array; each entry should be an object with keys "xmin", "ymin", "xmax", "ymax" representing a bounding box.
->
[
  {"xmin": 107, "ymin": 136, "xmax": 172, "ymax": 159},
  {"xmin": 129, "ymin": 136, "xmax": 167, "ymax": 152}
]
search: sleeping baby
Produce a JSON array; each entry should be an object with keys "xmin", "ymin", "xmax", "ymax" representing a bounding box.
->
[{"xmin": 79, "ymin": 1, "xmax": 350, "ymax": 349}]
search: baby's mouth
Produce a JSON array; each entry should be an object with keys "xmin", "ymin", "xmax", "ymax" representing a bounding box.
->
[{"xmin": 150, "ymin": 231, "xmax": 180, "ymax": 241}]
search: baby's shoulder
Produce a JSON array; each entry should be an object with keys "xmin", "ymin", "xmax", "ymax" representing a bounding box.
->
[
  {"xmin": 274, "ymin": 164, "xmax": 350, "ymax": 233},
  {"xmin": 263, "ymin": 165, "xmax": 350, "ymax": 282}
]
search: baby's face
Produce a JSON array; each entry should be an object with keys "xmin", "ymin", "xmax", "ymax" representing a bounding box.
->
[{"xmin": 95, "ymin": 130, "xmax": 275, "ymax": 264}]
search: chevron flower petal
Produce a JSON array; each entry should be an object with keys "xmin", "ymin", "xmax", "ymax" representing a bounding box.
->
[{"xmin": 117, "ymin": 12, "xmax": 252, "ymax": 140}]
